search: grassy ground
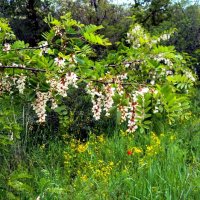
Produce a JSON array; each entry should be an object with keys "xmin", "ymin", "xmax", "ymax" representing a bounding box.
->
[{"xmin": 0, "ymin": 91, "xmax": 200, "ymax": 200}]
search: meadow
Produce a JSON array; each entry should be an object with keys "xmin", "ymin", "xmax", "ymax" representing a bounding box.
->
[{"xmin": 0, "ymin": 90, "xmax": 199, "ymax": 200}]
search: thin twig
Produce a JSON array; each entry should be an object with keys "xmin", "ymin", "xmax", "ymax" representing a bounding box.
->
[
  {"xmin": 7, "ymin": 45, "xmax": 50, "ymax": 51},
  {"xmin": 0, "ymin": 66, "xmax": 46, "ymax": 72}
]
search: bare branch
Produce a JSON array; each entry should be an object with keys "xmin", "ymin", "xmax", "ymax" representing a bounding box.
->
[
  {"xmin": 8, "ymin": 45, "xmax": 50, "ymax": 52},
  {"xmin": 0, "ymin": 65, "xmax": 46, "ymax": 72}
]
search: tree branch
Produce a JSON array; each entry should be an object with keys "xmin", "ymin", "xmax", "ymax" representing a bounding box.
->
[
  {"xmin": 0, "ymin": 65, "xmax": 46, "ymax": 72},
  {"xmin": 8, "ymin": 45, "xmax": 49, "ymax": 51},
  {"xmin": 0, "ymin": 65, "xmax": 144, "ymax": 86}
]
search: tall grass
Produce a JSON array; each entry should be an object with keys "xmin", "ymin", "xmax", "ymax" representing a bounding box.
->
[{"xmin": 0, "ymin": 90, "xmax": 200, "ymax": 199}]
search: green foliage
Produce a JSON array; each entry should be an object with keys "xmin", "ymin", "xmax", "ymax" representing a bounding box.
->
[
  {"xmin": 0, "ymin": 13, "xmax": 196, "ymax": 136},
  {"xmin": 0, "ymin": 3, "xmax": 199, "ymax": 200},
  {"xmin": 0, "ymin": 18, "xmax": 16, "ymax": 42}
]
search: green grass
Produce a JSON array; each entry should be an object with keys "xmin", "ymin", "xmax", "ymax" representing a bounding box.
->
[
  {"xmin": 0, "ymin": 89, "xmax": 200, "ymax": 200},
  {"xmin": 0, "ymin": 116, "xmax": 199, "ymax": 200}
]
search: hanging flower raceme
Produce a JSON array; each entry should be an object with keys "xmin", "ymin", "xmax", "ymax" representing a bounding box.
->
[
  {"xmin": 16, "ymin": 74, "xmax": 27, "ymax": 94},
  {"xmin": 87, "ymin": 82, "xmax": 116, "ymax": 120},
  {"xmin": 92, "ymin": 93, "xmax": 104, "ymax": 120},
  {"xmin": 50, "ymin": 97, "xmax": 58, "ymax": 110},
  {"xmin": 48, "ymin": 72, "xmax": 78, "ymax": 97},
  {"xmin": 32, "ymin": 91, "xmax": 50, "ymax": 123},
  {"xmin": 127, "ymin": 24, "xmax": 149, "ymax": 49},
  {"xmin": 117, "ymin": 87, "xmax": 150, "ymax": 133},
  {"xmin": 0, "ymin": 74, "xmax": 12, "ymax": 94},
  {"xmin": 103, "ymin": 84, "xmax": 115, "ymax": 117},
  {"xmin": 115, "ymin": 73, "xmax": 127, "ymax": 95},
  {"xmin": 118, "ymin": 105, "xmax": 129, "ymax": 123},
  {"xmin": 127, "ymin": 101, "xmax": 138, "ymax": 133},
  {"xmin": 87, "ymin": 83, "xmax": 104, "ymax": 120}
]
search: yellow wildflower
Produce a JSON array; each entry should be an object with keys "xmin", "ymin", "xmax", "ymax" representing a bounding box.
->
[
  {"xmin": 77, "ymin": 143, "xmax": 88, "ymax": 153},
  {"xmin": 133, "ymin": 147, "xmax": 143, "ymax": 154},
  {"xmin": 97, "ymin": 134, "xmax": 105, "ymax": 143},
  {"xmin": 81, "ymin": 175, "xmax": 88, "ymax": 181}
]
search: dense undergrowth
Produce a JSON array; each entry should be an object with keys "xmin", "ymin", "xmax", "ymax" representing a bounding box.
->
[{"xmin": 0, "ymin": 89, "xmax": 199, "ymax": 200}]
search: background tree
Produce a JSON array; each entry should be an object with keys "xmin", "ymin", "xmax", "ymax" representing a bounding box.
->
[{"xmin": 0, "ymin": 0, "xmax": 54, "ymax": 45}]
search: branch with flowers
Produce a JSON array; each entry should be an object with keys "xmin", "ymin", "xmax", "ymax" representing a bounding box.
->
[{"xmin": 0, "ymin": 13, "xmax": 196, "ymax": 134}]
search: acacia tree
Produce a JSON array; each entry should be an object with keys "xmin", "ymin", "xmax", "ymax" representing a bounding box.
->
[{"xmin": 0, "ymin": 13, "xmax": 196, "ymax": 140}]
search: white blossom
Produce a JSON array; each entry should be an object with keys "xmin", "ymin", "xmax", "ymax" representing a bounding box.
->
[
  {"xmin": 3, "ymin": 43, "xmax": 11, "ymax": 52},
  {"xmin": 49, "ymin": 72, "xmax": 78, "ymax": 97},
  {"xmin": 154, "ymin": 53, "xmax": 173, "ymax": 67},
  {"xmin": 185, "ymin": 71, "xmax": 196, "ymax": 82},
  {"xmin": 150, "ymin": 80, "xmax": 155, "ymax": 85},
  {"xmin": 127, "ymin": 101, "xmax": 138, "ymax": 133},
  {"xmin": 16, "ymin": 75, "xmax": 26, "ymax": 94},
  {"xmin": 166, "ymin": 70, "xmax": 173, "ymax": 76},
  {"xmin": 103, "ymin": 84, "xmax": 115, "ymax": 117},
  {"xmin": 39, "ymin": 41, "xmax": 49, "ymax": 56},
  {"xmin": 32, "ymin": 91, "xmax": 50, "ymax": 123},
  {"xmin": 118, "ymin": 105, "xmax": 129, "ymax": 122},
  {"xmin": 54, "ymin": 57, "xmax": 65, "ymax": 67},
  {"xmin": 50, "ymin": 98, "xmax": 58, "ymax": 109},
  {"xmin": 87, "ymin": 83, "xmax": 104, "ymax": 120},
  {"xmin": 160, "ymin": 33, "xmax": 171, "ymax": 41}
]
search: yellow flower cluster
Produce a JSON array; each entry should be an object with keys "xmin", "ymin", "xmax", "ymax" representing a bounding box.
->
[
  {"xmin": 146, "ymin": 132, "xmax": 161, "ymax": 156},
  {"xmin": 139, "ymin": 133, "xmax": 162, "ymax": 167},
  {"xmin": 132, "ymin": 147, "xmax": 143, "ymax": 154},
  {"xmin": 77, "ymin": 143, "xmax": 88, "ymax": 153}
]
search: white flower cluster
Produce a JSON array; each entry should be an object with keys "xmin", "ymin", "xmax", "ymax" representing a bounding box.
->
[
  {"xmin": 92, "ymin": 92, "xmax": 104, "ymax": 120},
  {"xmin": 69, "ymin": 54, "xmax": 77, "ymax": 64},
  {"xmin": 87, "ymin": 83, "xmax": 115, "ymax": 120},
  {"xmin": 31, "ymin": 72, "xmax": 78, "ymax": 123},
  {"xmin": 104, "ymin": 84, "xmax": 115, "ymax": 117},
  {"xmin": 117, "ymin": 73, "xmax": 128, "ymax": 80},
  {"xmin": 3, "ymin": 43, "xmax": 11, "ymax": 52},
  {"xmin": 0, "ymin": 71, "xmax": 27, "ymax": 95},
  {"xmin": 118, "ymin": 87, "xmax": 150, "ymax": 133},
  {"xmin": 151, "ymin": 33, "xmax": 172, "ymax": 46},
  {"xmin": 137, "ymin": 87, "xmax": 149, "ymax": 96},
  {"xmin": 54, "ymin": 26, "xmax": 63, "ymax": 37},
  {"xmin": 50, "ymin": 97, "xmax": 58, "ymax": 110},
  {"xmin": 127, "ymin": 24, "xmax": 172, "ymax": 49},
  {"xmin": 32, "ymin": 91, "xmax": 50, "ymax": 123},
  {"xmin": 115, "ymin": 73, "xmax": 127, "ymax": 95},
  {"xmin": 160, "ymin": 33, "xmax": 171, "ymax": 41},
  {"xmin": 11, "ymin": 63, "xmax": 26, "ymax": 68},
  {"xmin": 0, "ymin": 75, "xmax": 12, "ymax": 94},
  {"xmin": 39, "ymin": 41, "xmax": 49, "ymax": 56},
  {"xmin": 184, "ymin": 71, "xmax": 196, "ymax": 82},
  {"xmin": 54, "ymin": 57, "xmax": 65, "ymax": 67},
  {"xmin": 127, "ymin": 24, "xmax": 148, "ymax": 49},
  {"xmin": 87, "ymin": 84, "xmax": 104, "ymax": 120},
  {"xmin": 16, "ymin": 74, "xmax": 27, "ymax": 94},
  {"xmin": 31, "ymin": 89, "xmax": 58, "ymax": 123},
  {"xmin": 153, "ymin": 99, "xmax": 161, "ymax": 114},
  {"xmin": 49, "ymin": 72, "xmax": 78, "ymax": 97},
  {"xmin": 118, "ymin": 105, "xmax": 129, "ymax": 122},
  {"xmin": 154, "ymin": 53, "xmax": 173, "ymax": 67},
  {"xmin": 127, "ymin": 101, "xmax": 138, "ymax": 133}
]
